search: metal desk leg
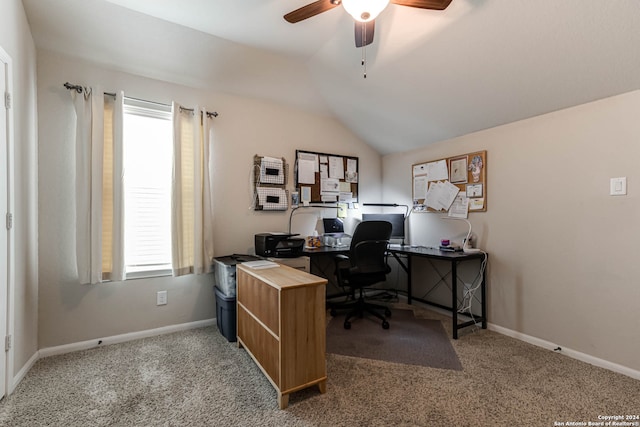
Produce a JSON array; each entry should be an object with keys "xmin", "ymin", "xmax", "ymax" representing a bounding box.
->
[
  {"xmin": 481, "ymin": 259, "xmax": 487, "ymax": 329},
  {"xmin": 390, "ymin": 252, "xmax": 412, "ymax": 304},
  {"xmin": 451, "ymin": 260, "xmax": 458, "ymax": 340},
  {"xmin": 407, "ymin": 255, "xmax": 412, "ymax": 304},
  {"xmin": 452, "ymin": 260, "xmax": 458, "ymax": 339}
]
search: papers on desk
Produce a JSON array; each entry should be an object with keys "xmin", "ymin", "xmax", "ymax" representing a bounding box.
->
[{"xmin": 242, "ymin": 260, "xmax": 280, "ymax": 270}]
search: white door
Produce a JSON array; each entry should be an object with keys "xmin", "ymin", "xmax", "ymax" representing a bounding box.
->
[{"xmin": 0, "ymin": 51, "xmax": 9, "ymax": 400}]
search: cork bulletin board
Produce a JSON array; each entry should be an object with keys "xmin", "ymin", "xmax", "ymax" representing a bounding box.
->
[
  {"xmin": 412, "ymin": 150, "xmax": 487, "ymax": 213},
  {"xmin": 294, "ymin": 149, "xmax": 359, "ymax": 204}
]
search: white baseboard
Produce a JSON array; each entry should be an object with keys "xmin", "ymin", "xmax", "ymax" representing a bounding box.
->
[
  {"xmin": 402, "ymin": 296, "xmax": 640, "ymax": 381},
  {"xmin": 488, "ymin": 323, "xmax": 640, "ymax": 381},
  {"xmin": 38, "ymin": 318, "xmax": 216, "ymax": 359},
  {"xmin": 11, "ymin": 351, "xmax": 38, "ymax": 394}
]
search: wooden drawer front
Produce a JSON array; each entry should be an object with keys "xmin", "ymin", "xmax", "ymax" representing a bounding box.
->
[
  {"xmin": 237, "ymin": 270, "xmax": 279, "ymax": 335},
  {"xmin": 280, "ymin": 284, "xmax": 327, "ymax": 392},
  {"xmin": 237, "ymin": 304, "xmax": 280, "ymax": 387}
]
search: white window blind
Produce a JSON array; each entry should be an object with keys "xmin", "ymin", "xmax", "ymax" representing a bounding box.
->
[{"xmin": 123, "ymin": 98, "xmax": 173, "ymax": 277}]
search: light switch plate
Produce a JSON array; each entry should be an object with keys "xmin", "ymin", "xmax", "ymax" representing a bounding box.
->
[
  {"xmin": 157, "ymin": 290, "xmax": 168, "ymax": 305},
  {"xmin": 610, "ymin": 177, "xmax": 627, "ymax": 196}
]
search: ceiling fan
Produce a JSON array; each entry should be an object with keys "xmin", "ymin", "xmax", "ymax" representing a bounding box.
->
[{"xmin": 284, "ymin": 0, "xmax": 453, "ymax": 48}]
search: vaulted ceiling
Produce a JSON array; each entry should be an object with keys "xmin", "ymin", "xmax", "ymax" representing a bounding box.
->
[{"xmin": 22, "ymin": 0, "xmax": 640, "ymax": 154}]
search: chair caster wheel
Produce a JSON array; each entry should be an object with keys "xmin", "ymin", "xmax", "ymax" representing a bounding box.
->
[
  {"xmin": 330, "ymin": 309, "xmax": 337, "ymax": 317},
  {"xmin": 384, "ymin": 308, "xmax": 391, "ymax": 317},
  {"xmin": 344, "ymin": 321, "xmax": 351, "ymax": 330},
  {"xmin": 382, "ymin": 320, "xmax": 390, "ymax": 329}
]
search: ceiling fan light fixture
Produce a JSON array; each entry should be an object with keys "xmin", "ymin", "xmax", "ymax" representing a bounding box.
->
[{"xmin": 342, "ymin": 0, "xmax": 390, "ymax": 22}]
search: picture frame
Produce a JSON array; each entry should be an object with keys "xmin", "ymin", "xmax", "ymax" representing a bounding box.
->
[
  {"xmin": 466, "ymin": 183, "xmax": 483, "ymax": 198},
  {"xmin": 449, "ymin": 157, "xmax": 468, "ymax": 184}
]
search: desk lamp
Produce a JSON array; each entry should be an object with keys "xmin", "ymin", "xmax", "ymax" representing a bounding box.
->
[
  {"xmin": 442, "ymin": 217, "xmax": 481, "ymax": 253},
  {"xmin": 288, "ymin": 203, "xmax": 340, "ymax": 235}
]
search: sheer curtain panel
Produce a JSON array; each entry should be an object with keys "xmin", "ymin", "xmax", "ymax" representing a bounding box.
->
[
  {"xmin": 71, "ymin": 88, "xmax": 125, "ymax": 284},
  {"xmin": 171, "ymin": 103, "xmax": 215, "ymax": 276},
  {"xmin": 102, "ymin": 93, "xmax": 125, "ymax": 282}
]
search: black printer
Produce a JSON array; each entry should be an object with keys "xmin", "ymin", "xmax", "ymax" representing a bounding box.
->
[{"xmin": 255, "ymin": 233, "xmax": 305, "ymax": 258}]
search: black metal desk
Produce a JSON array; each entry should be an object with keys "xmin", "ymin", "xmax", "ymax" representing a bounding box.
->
[
  {"xmin": 303, "ymin": 246, "xmax": 350, "ymax": 297},
  {"xmin": 303, "ymin": 245, "xmax": 488, "ymax": 339}
]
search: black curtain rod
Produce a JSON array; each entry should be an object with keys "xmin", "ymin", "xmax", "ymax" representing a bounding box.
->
[
  {"xmin": 63, "ymin": 82, "xmax": 219, "ymax": 118},
  {"xmin": 63, "ymin": 82, "xmax": 116, "ymax": 97},
  {"xmin": 63, "ymin": 82, "xmax": 83, "ymax": 93},
  {"xmin": 178, "ymin": 105, "xmax": 219, "ymax": 118}
]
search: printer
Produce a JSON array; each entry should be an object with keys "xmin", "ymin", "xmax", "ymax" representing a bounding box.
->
[{"xmin": 255, "ymin": 233, "xmax": 305, "ymax": 258}]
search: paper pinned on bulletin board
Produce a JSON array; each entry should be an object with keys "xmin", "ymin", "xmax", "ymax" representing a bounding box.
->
[
  {"xmin": 469, "ymin": 198, "xmax": 485, "ymax": 211},
  {"xmin": 346, "ymin": 158, "xmax": 358, "ymax": 183},
  {"xmin": 425, "ymin": 180, "xmax": 459, "ymax": 211},
  {"xmin": 448, "ymin": 194, "xmax": 469, "ymax": 218},
  {"xmin": 426, "ymin": 160, "xmax": 448, "ymax": 181},
  {"xmin": 337, "ymin": 203, "xmax": 348, "ymax": 218},
  {"xmin": 328, "ymin": 156, "xmax": 345, "ymax": 179}
]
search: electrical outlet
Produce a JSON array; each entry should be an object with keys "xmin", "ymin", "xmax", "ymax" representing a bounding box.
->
[
  {"xmin": 610, "ymin": 177, "xmax": 627, "ymax": 196},
  {"xmin": 157, "ymin": 290, "xmax": 168, "ymax": 306}
]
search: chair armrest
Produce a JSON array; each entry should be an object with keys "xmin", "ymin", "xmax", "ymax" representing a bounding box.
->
[{"xmin": 334, "ymin": 254, "xmax": 350, "ymax": 271}]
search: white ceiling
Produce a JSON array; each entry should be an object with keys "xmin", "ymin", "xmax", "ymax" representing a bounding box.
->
[{"xmin": 22, "ymin": 0, "xmax": 640, "ymax": 154}]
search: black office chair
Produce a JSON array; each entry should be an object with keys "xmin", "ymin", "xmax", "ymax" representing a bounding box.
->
[{"xmin": 331, "ymin": 220, "xmax": 392, "ymax": 330}]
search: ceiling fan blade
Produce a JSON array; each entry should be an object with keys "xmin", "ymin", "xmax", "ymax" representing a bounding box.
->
[
  {"xmin": 355, "ymin": 20, "xmax": 375, "ymax": 48},
  {"xmin": 284, "ymin": 0, "xmax": 342, "ymax": 23},
  {"xmin": 390, "ymin": 0, "xmax": 453, "ymax": 10}
]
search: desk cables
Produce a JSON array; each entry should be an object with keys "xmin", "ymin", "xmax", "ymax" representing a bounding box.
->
[{"xmin": 457, "ymin": 250, "xmax": 488, "ymax": 329}]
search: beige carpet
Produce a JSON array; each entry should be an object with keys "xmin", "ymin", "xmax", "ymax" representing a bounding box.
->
[
  {"xmin": 0, "ymin": 305, "xmax": 638, "ymax": 426},
  {"xmin": 327, "ymin": 308, "xmax": 463, "ymax": 370}
]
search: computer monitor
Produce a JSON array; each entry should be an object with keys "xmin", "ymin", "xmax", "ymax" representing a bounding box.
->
[
  {"xmin": 361, "ymin": 213, "xmax": 406, "ymax": 241},
  {"xmin": 322, "ymin": 218, "xmax": 345, "ymax": 235}
]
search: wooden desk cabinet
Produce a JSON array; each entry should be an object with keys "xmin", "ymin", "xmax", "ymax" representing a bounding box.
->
[{"xmin": 236, "ymin": 264, "xmax": 327, "ymax": 409}]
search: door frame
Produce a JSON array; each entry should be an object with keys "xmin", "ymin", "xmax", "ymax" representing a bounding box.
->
[{"xmin": 0, "ymin": 45, "xmax": 15, "ymax": 398}]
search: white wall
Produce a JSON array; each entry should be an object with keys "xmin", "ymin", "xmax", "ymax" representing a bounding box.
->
[
  {"xmin": 36, "ymin": 50, "xmax": 382, "ymax": 348},
  {"xmin": 383, "ymin": 90, "xmax": 640, "ymax": 372},
  {"xmin": 0, "ymin": 0, "xmax": 39, "ymax": 386}
]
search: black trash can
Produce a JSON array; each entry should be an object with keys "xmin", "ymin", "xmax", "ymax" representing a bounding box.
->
[{"xmin": 215, "ymin": 286, "xmax": 237, "ymax": 342}]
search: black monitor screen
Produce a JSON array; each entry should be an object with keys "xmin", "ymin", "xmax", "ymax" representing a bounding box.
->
[
  {"xmin": 361, "ymin": 213, "xmax": 405, "ymax": 240},
  {"xmin": 322, "ymin": 218, "xmax": 344, "ymax": 234}
]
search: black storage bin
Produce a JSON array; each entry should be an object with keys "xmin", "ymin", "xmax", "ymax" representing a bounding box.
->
[{"xmin": 215, "ymin": 286, "xmax": 237, "ymax": 342}]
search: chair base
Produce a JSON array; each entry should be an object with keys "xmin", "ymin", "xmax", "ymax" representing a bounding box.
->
[{"xmin": 330, "ymin": 293, "xmax": 391, "ymax": 329}]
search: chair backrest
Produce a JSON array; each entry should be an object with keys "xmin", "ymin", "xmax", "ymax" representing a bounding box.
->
[{"xmin": 347, "ymin": 221, "xmax": 392, "ymax": 283}]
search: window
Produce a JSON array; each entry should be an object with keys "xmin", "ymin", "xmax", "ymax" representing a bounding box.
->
[{"xmin": 123, "ymin": 98, "xmax": 173, "ymax": 277}]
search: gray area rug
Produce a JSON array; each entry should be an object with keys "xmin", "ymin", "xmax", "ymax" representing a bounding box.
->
[{"xmin": 327, "ymin": 308, "xmax": 463, "ymax": 370}]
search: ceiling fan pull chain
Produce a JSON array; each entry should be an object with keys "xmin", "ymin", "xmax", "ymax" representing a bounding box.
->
[
  {"xmin": 362, "ymin": 25, "xmax": 367, "ymax": 78},
  {"xmin": 363, "ymin": 47, "xmax": 367, "ymax": 78}
]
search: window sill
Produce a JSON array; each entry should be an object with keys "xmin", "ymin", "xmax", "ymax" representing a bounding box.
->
[{"xmin": 126, "ymin": 268, "xmax": 172, "ymax": 280}]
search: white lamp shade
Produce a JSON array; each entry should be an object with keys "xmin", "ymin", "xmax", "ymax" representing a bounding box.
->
[{"xmin": 342, "ymin": 0, "xmax": 390, "ymax": 22}]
